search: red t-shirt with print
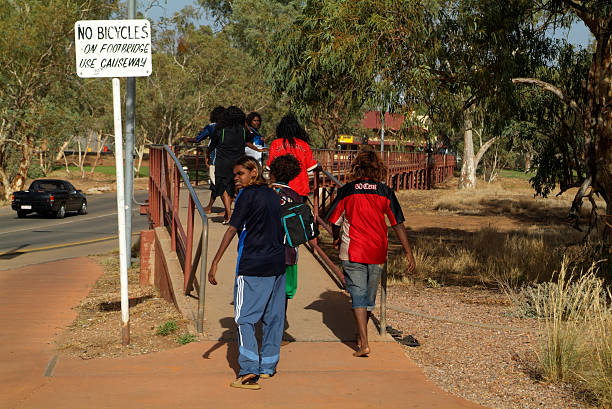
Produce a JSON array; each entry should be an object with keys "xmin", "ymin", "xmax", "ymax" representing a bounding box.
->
[
  {"xmin": 266, "ymin": 138, "xmax": 318, "ymax": 196},
  {"xmin": 325, "ymin": 180, "xmax": 405, "ymax": 264}
]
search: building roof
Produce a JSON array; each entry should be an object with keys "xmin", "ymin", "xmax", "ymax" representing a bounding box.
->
[{"xmin": 361, "ymin": 111, "xmax": 405, "ymax": 131}]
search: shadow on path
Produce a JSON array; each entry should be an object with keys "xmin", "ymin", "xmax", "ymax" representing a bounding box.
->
[{"xmin": 305, "ymin": 290, "xmax": 358, "ymax": 351}]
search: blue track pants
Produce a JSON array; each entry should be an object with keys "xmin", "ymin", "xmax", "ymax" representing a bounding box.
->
[{"xmin": 234, "ymin": 274, "xmax": 286, "ymax": 376}]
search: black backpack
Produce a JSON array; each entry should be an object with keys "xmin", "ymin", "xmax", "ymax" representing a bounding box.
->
[{"xmin": 274, "ymin": 187, "xmax": 319, "ymax": 247}]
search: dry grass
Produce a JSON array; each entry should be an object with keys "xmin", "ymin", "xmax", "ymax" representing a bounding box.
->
[
  {"xmin": 517, "ymin": 261, "xmax": 612, "ymax": 406},
  {"xmin": 387, "ymin": 227, "xmax": 580, "ymax": 288}
]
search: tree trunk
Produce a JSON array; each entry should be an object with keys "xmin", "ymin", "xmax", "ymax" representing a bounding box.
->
[
  {"xmin": 524, "ymin": 149, "xmax": 533, "ymax": 172},
  {"xmin": 589, "ymin": 30, "xmax": 612, "ymax": 238},
  {"xmin": 459, "ymin": 107, "xmax": 476, "ymax": 189},
  {"xmin": 90, "ymin": 132, "xmax": 109, "ymax": 176},
  {"xmin": 10, "ymin": 136, "xmax": 34, "ymax": 194}
]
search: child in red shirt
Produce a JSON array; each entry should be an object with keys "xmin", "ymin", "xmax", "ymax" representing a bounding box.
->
[{"xmin": 326, "ymin": 150, "xmax": 415, "ymax": 357}]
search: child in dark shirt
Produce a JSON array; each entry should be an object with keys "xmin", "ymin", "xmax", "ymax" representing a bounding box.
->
[
  {"xmin": 269, "ymin": 154, "xmax": 303, "ymax": 303},
  {"xmin": 208, "ymin": 156, "xmax": 286, "ymax": 390},
  {"xmin": 326, "ymin": 150, "xmax": 416, "ymax": 357}
]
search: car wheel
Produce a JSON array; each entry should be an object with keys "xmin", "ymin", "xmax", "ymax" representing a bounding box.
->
[
  {"xmin": 56, "ymin": 204, "xmax": 66, "ymax": 219},
  {"xmin": 78, "ymin": 200, "xmax": 87, "ymax": 215},
  {"xmin": 17, "ymin": 211, "xmax": 27, "ymax": 218}
]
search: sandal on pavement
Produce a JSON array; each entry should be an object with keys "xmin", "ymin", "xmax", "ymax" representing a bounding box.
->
[
  {"xmin": 230, "ymin": 374, "xmax": 261, "ymax": 390},
  {"xmin": 222, "ymin": 219, "xmax": 230, "ymax": 225},
  {"xmin": 259, "ymin": 372, "xmax": 275, "ymax": 379}
]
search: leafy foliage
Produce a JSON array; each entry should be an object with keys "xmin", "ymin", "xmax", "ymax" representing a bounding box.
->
[{"xmin": 0, "ymin": 0, "xmax": 116, "ymax": 199}]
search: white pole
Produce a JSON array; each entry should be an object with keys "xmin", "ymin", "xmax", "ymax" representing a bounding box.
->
[{"xmin": 112, "ymin": 77, "xmax": 130, "ymax": 345}]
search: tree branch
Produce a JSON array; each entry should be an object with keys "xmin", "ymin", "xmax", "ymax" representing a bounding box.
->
[
  {"xmin": 559, "ymin": 0, "xmax": 598, "ymax": 33},
  {"xmin": 568, "ymin": 175, "xmax": 592, "ymax": 231},
  {"xmin": 474, "ymin": 136, "xmax": 499, "ymax": 167},
  {"xmin": 512, "ymin": 77, "xmax": 582, "ymax": 116}
]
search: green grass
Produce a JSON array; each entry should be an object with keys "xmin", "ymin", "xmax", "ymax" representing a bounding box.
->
[
  {"xmin": 156, "ymin": 320, "xmax": 177, "ymax": 336},
  {"xmin": 176, "ymin": 333, "xmax": 197, "ymax": 345},
  {"xmin": 65, "ymin": 165, "xmax": 149, "ymax": 177},
  {"xmin": 498, "ymin": 169, "xmax": 535, "ymax": 180}
]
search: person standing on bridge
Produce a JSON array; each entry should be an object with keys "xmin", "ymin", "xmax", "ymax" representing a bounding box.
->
[
  {"xmin": 208, "ymin": 106, "xmax": 261, "ymax": 224},
  {"xmin": 244, "ymin": 111, "xmax": 267, "ymax": 165},
  {"xmin": 326, "ymin": 149, "xmax": 416, "ymax": 357},
  {"xmin": 183, "ymin": 106, "xmax": 226, "ymax": 214},
  {"xmin": 208, "ymin": 156, "xmax": 286, "ymax": 390},
  {"xmin": 266, "ymin": 114, "xmax": 318, "ymax": 200}
]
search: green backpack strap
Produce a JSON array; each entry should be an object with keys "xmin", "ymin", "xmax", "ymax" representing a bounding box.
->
[{"xmin": 221, "ymin": 128, "xmax": 244, "ymax": 143}]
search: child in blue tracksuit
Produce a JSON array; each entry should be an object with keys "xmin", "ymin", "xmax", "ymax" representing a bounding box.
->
[{"xmin": 208, "ymin": 156, "xmax": 286, "ymax": 390}]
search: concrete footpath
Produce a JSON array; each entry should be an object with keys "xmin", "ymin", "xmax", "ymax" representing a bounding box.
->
[{"xmin": 0, "ymin": 190, "xmax": 487, "ymax": 408}]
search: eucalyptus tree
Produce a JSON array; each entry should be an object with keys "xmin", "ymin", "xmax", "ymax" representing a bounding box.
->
[
  {"xmin": 411, "ymin": 0, "xmax": 553, "ymax": 189},
  {"xmin": 266, "ymin": 0, "xmax": 432, "ymax": 148},
  {"xmin": 0, "ymin": 0, "xmax": 116, "ymax": 200},
  {"xmin": 137, "ymin": 12, "xmax": 278, "ymax": 145},
  {"xmin": 509, "ymin": 45, "xmax": 589, "ymax": 199},
  {"xmin": 511, "ymin": 0, "xmax": 611, "ymax": 238}
]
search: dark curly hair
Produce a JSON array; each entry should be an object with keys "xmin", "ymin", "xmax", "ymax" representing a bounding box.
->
[
  {"xmin": 220, "ymin": 105, "xmax": 246, "ymax": 128},
  {"xmin": 349, "ymin": 150, "xmax": 388, "ymax": 183},
  {"xmin": 275, "ymin": 113, "xmax": 310, "ymax": 147},
  {"xmin": 210, "ymin": 106, "xmax": 225, "ymax": 123},
  {"xmin": 246, "ymin": 111, "xmax": 261, "ymax": 127},
  {"xmin": 269, "ymin": 154, "xmax": 301, "ymax": 184}
]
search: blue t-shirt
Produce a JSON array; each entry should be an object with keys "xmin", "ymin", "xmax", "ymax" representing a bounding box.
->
[
  {"xmin": 248, "ymin": 126, "xmax": 264, "ymax": 147},
  {"xmin": 196, "ymin": 123, "xmax": 216, "ymax": 143},
  {"xmin": 229, "ymin": 184, "xmax": 285, "ymax": 276}
]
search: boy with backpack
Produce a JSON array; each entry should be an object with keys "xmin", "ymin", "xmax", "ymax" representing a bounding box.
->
[
  {"xmin": 325, "ymin": 149, "xmax": 416, "ymax": 357},
  {"xmin": 269, "ymin": 154, "xmax": 310, "ymax": 303}
]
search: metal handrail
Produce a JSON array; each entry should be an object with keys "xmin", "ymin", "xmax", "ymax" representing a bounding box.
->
[{"xmin": 148, "ymin": 145, "xmax": 209, "ymax": 333}]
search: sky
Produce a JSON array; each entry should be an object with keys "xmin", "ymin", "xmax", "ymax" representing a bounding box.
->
[{"xmin": 145, "ymin": 0, "xmax": 593, "ymax": 48}]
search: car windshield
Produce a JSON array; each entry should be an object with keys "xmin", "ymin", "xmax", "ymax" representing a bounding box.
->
[{"xmin": 30, "ymin": 181, "xmax": 63, "ymax": 192}]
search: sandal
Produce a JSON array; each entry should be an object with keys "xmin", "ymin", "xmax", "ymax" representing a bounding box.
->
[
  {"xmin": 400, "ymin": 335, "xmax": 420, "ymax": 347},
  {"xmin": 230, "ymin": 374, "xmax": 261, "ymax": 390},
  {"xmin": 222, "ymin": 219, "xmax": 229, "ymax": 225},
  {"xmin": 259, "ymin": 372, "xmax": 275, "ymax": 379}
]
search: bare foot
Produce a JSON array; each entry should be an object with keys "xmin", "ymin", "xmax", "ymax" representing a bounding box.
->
[
  {"xmin": 352, "ymin": 346, "xmax": 370, "ymax": 357},
  {"xmin": 356, "ymin": 334, "xmax": 361, "ymax": 349},
  {"xmin": 203, "ymin": 207, "xmax": 212, "ymax": 214}
]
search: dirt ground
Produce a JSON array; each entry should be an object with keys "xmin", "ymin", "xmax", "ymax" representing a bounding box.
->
[
  {"xmin": 53, "ymin": 172, "xmax": 597, "ymax": 408},
  {"xmin": 54, "ymin": 253, "xmax": 196, "ymax": 359}
]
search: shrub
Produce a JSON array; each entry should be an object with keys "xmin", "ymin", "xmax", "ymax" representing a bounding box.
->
[
  {"xmin": 156, "ymin": 320, "xmax": 177, "ymax": 336},
  {"xmin": 576, "ymin": 287, "xmax": 612, "ymax": 407},
  {"xmin": 177, "ymin": 333, "xmax": 197, "ymax": 345},
  {"xmin": 524, "ymin": 259, "xmax": 611, "ymax": 401}
]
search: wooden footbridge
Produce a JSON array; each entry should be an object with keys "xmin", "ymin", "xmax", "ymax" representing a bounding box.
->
[{"xmin": 145, "ymin": 145, "xmax": 456, "ymax": 333}]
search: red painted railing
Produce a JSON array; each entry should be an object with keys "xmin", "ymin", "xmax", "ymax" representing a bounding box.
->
[{"xmin": 148, "ymin": 145, "xmax": 209, "ymax": 333}]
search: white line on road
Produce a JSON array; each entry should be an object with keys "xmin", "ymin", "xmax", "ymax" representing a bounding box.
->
[{"xmin": 0, "ymin": 212, "xmax": 119, "ymax": 236}]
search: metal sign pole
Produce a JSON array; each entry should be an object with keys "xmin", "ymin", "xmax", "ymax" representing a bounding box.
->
[
  {"xmin": 113, "ymin": 77, "xmax": 130, "ymax": 345},
  {"xmin": 124, "ymin": 0, "xmax": 136, "ymax": 266}
]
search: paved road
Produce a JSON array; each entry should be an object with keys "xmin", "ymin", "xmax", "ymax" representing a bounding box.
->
[{"xmin": 0, "ymin": 190, "xmax": 149, "ymax": 270}]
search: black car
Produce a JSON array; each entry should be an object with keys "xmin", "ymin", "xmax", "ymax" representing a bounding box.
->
[{"xmin": 11, "ymin": 179, "xmax": 87, "ymax": 219}]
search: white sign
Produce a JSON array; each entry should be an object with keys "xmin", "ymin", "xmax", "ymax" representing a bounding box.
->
[{"xmin": 75, "ymin": 19, "xmax": 152, "ymax": 78}]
